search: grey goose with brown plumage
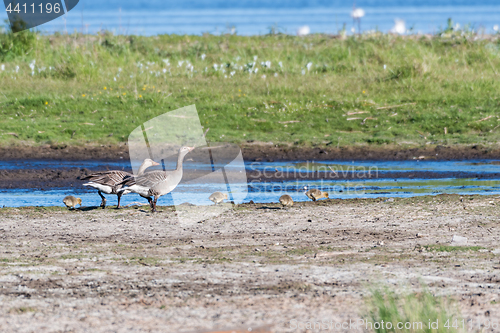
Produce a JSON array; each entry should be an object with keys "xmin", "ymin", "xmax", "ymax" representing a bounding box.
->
[
  {"xmin": 118, "ymin": 146, "xmax": 195, "ymax": 212},
  {"xmin": 81, "ymin": 158, "xmax": 159, "ymax": 209}
]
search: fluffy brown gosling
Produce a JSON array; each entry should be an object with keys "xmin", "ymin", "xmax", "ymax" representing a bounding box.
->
[
  {"xmin": 209, "ymin": 192, "xmax": 228, "ymax": 205},
  {"xmin": 63, "ymin": 196, "xmax": 82, "ymax": 209},
  {"xmin": 279, "ymin": 194, "xmax": 294, "ymax": 208},
  {"xmin": 305, "ymin": 189, "xmax": 329, "ymax": 201}
]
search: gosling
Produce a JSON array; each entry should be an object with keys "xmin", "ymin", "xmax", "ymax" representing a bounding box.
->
[
  {"xmin": 209, "ymin": 192, "xmax": 228, "ymax": 205},
  {"xmin": 305, "ymin": 189, "xmax": 329, "ymax": 201},
  {"xmin": 279, "ymin": 194, "xmax": 294, "ymax": 208},
  {"xmin": 63, "ymin": 195, "xmax": 82, "ymax": 209}
]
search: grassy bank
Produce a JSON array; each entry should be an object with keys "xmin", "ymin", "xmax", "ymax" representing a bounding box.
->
[
  {"xmin": 366, "ymin": 287, "xmax": 463, "ymax": 333},
  {"xmin": 1, "ymin": 27, "xmax": 500, "ymax": 148}
]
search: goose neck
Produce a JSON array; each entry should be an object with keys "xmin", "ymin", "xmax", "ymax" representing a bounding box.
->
[
  {"xmin": 137, "ymin": 163, "xmax": 149, "ymax": 176},
  {"xmin": 176, "ymin": 152, "xmax": 185, "ymax": 171}
]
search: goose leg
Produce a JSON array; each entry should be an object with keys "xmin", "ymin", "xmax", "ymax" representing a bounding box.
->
[
  {"xmin": 116, "ymin": 192, "xmax": 123, "ymax": 209},
  {"xmin": 152, "ymin": 196, "xmax": 158, "ymax": 213},
  {"xmin": 140, "ymin": 195, "xmax": 154, "ymax": 209},
  {"xmin": 98, "ymin": 191, "xmax": 106, "ymax": 209}
]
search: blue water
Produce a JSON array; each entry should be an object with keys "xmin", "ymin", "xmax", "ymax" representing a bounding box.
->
[
  {"xmin": 2, "ymin": 176, "xmax": 500, "ymax": 208},
  {"xmin": 2, "ymin": 158, "xmax": 500, "ymax": 173},
  {"xmin": 1, "ymin": 159, "xmax": 500, "ymax": 208},
  {"xmin": 1, "ymin": 0, "xmax": 499, "ymax": 35}
]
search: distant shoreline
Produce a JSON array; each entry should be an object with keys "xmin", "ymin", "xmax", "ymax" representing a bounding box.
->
[
  {"xmin": 4, "ymin": 3, "xmax": 499, "ymax": 36},
  {"xmin": 1, "ymin": 144, "xmax": 499, "ymax": 161}
]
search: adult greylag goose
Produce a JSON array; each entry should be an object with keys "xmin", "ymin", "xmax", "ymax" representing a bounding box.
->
[
  {"xmin": 81, "ymin": 158, "xmax": 159, "ymax": 209},
  {"xmin": 63, "ymin": 195, "xmax": 82, "ymax": 209},
  {"xmin": 119, "ymin": 146, "xmax": 195, "ymax": 212},
  {"xmin": 279, "ymin": 194, "xmax": 294, "ymax": 207},
  {"xmin": 305, "ymin": 189, "xmax": 329, "ymax": 201},
  {"xmin": 209, "ymin": 192, "xmax": 228, "ymax": 205}
]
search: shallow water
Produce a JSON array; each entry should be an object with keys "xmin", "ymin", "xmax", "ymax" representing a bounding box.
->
[
  {"xmin": 1, "ymin": 177, "xmax": 500, "ymax": 208},
  {"xmin": 1, "ymin": 159, "xmax": 500, "ymax": 208}
]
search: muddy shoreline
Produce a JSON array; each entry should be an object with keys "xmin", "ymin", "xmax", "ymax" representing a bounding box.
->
[
  {"xmin": 1, "ymin": 144, "xmax": 500, "ymax": 162},
  {"xmin": 0, "ymin": 195, "xmax": 498, "ymax": 332}
]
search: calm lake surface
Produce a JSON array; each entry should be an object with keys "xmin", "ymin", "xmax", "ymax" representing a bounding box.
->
[{"xmin": 1, "ymin": 0, "xmax": 499, "ymax": 35}]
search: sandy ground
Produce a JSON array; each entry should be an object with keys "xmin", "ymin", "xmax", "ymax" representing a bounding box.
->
[{"xmin": 0, "ymin": 195, "xmax": 499, "ymax": 332}]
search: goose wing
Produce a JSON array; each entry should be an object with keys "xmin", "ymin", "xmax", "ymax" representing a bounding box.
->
[
  {"xmin": 81, "ymin": 170, "xmax": 131, "ymax": 186},
  {"xmin": 133, "ymin": 170, "xmax": 172, "ymax": 188}
]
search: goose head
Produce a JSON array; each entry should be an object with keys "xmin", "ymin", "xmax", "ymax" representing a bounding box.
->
[
  {"xmin": 77, "ymin": 198, "xmax": 82, "ymax": 206},
  {"xmin": 178, "ymin": 146, "xmax": 195, "ymax": 158},
  {"xmin": 144, "ymin": 158, "xmax": 160, "ymax": 168}
]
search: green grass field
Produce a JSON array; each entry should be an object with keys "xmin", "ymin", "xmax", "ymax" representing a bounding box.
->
[{"xmin": 1, "ymin": 26, "xmax": 500, "ymax": 148}]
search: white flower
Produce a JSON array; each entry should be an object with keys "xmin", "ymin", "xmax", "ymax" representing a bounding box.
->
[
  {"xmin": 261, "ymin": 74, "xmax": 266, "ymax": 79},
  {"xmin": 178, "ymin": 61, "xmax": 184, "ymax": 67},
  {"xmin": 0, "ymin": 64, "xmax": 4, "ymax": 71},
  {"xmin": 114, "ymin": 77, "xmax": 117, "ymax": 81},
  {"xmin": 201, "ymin": 53, "xmax": 206, "ymax": 60},
  {"xmin": 494, "ymin": 25, "xmax": 499, "ymax": 32},
  {"xmin": 213, "ymin": 64, "xmax": 218, "ymax": 70},
  {"xmin": 274, "ymin": 73, "xmax": 278, "ymax": 77},
  {"xmin": 29, "ymin": 60, "xmax": 35, "ymax": 70},
  {"xmin": 383, "ymin": 64, "xmax": 386, "ymax": 70},
  {"xmin": 265, "ymin": 60, "xmax": 271, "ymax": 68},
  {"xmin": 15, "ymin": 66, "xmax": 19, "ymax": 73},
  {"xmin": 118, "ymin": 67, "xmax": 122, "ymax": 72},
  {"xmin": 306, "ymin": 62, "xmax": 313, "ymax": 71},
  {"xmin": 278, "ymin": 61, "xmax": 283, "ymax": 68},
  {"xmin": 254, "ymin": 68, "xmax": 259, "ymax": 73},
  {"xmin": 163, "ymin": 68, "xmax": 167, "ymax": 73},
  {"xmin": 230, "ymin": 71, "xmax": 235, "ymax": 76},
  {"xmin": 254, "ymin": 55, "xmax": 258, "ymax": 61},
  {"xmin": 302, "ymin": 69, "xmax": 306, "ymax": 75}
]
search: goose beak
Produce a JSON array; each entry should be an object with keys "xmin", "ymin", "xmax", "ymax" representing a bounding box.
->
[
  {"xmin": 188, "ymin": 147, "xmax": 195, "ymax": 152},
  {"xmin": 152, "ymin": 161, "xmax": 160, "ymax": 166}
]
